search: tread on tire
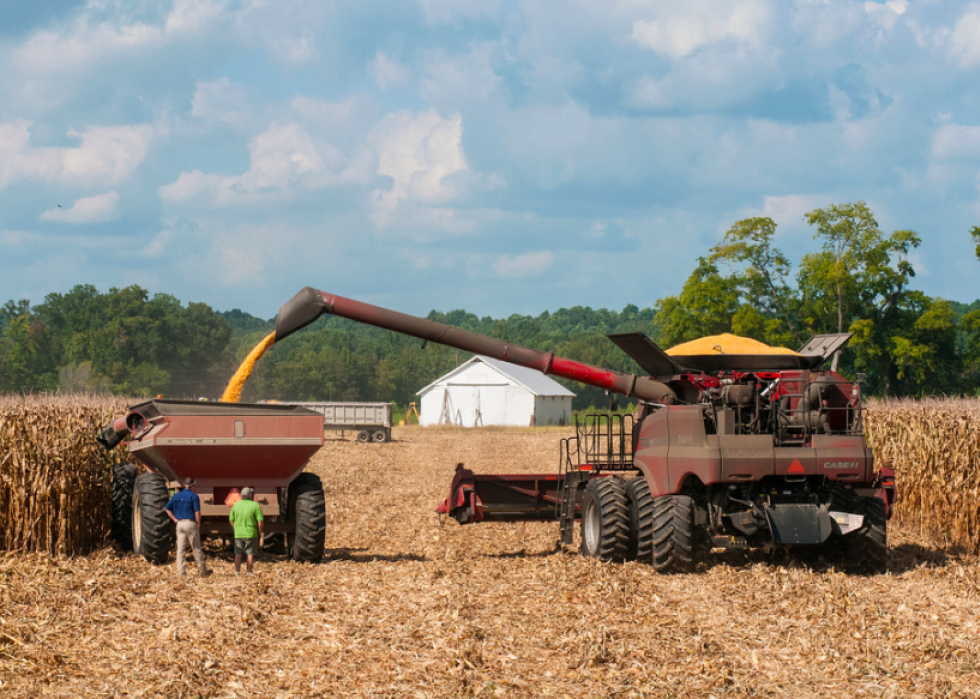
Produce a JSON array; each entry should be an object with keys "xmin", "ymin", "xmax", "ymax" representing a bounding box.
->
[
  {"xmin": 580, "ymin": 477, "xmax": 629, "ymax": 562},
  {"xmin": 844, "ymin": 494, "xmax": 887, "ymax": 575},
  {"xmin": 111, "ymin": 463, "xmax": 137, "ymax": 550},
  {"xmin": 651, "ymin": 494, "xmax": 697, "ymax": 573},
  {"xmin": 625, "ymin": 476, "xmax": 654, "ymax": 563},
  {"xmin": 289, "ymin": 472, "xmax": 326, "ymax": 563},
  {"xmin": 132, "ymin": 472, "xmax": 174, "ymax": 564}
]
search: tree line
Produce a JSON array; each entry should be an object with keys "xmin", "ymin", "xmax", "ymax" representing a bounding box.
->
[{"xmin": 1, "ymin": 202, "xmax": 978, "ymax": 405}]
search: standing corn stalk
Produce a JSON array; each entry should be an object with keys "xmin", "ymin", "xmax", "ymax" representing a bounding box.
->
[
  {"xmin": 865, "ymin": 398, "xmax": 980, "ymax": 554},
  {"xmin": 0, "ymin": 395, "xmax": 128, "ymax": 555}
]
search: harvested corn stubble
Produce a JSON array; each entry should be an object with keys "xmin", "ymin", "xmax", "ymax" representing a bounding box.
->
[
  {"xmin": 0, "ymin": 424, "xmax": 978, "ymax": 698},
  {"xmin": 666, "ymin": 333, "xmax": 800, "ymax": 356}
]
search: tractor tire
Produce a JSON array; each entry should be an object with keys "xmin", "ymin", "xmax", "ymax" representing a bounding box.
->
[
  {"xmin": 651, "ymin": 494, "xmax": 697, "ymax": 574},
  {"xmin": 579, "ymin": 477, "xmax": 629, "ymax": 562},
  {"xmin": 844, "ymin": 495, "xmax": 887, "ymax": 575},
  {"xmin": 132, "ymin": 473, "xmax": 174, "ymax": 564},
  {"xmin": 625, "ymin": 476, "xmax": 654, "ymax": 563},
  {"xmin": 111, "ymin": 463, "xmax": 137, "ymax": 550},
  {"xmin": 372, "ymin": 430, "xmax": 387, "ymax": 443},
  {"xmin": 288, "ymin": 473, "xmax": 326, "ymax": 563}
]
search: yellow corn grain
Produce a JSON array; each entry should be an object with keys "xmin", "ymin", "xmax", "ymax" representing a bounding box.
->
[
  {"xmin": 666, "ymin": 333, "xmax": 800, "ymax": 356},
  {"xmin": 221, "ymin": 331, "xmax": 277, "ymax": 403}
]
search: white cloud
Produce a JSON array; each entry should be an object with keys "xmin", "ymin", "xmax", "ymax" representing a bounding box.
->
[
  {"xmin": 742, "ymin": 194, "xmax": 824, "ymax": 230},
  {"xmin": 165, "ymin": 0, "xmax": 228, "ymax": 35},
  {"xmin": 416, "ymin": 0, "xmax": 503, "ymax": 24},
  {"xmin": 0, "ymin": 120, "xmax": 156, "ymax": 188},
  {"xmin": 931, "ymin": 123, "xmax": 980, "ymax": 161},
  {"xmin": 864, "ymin": 0, "xmax": 908, "ymax": 29},
  {"xmin": 368, "ymin": 109, "xmax": 468, "ymax": 223},
  {"xmin": 192, "ymin": 78, "xmax": 251, "ymax": 128},
  {"xmin": 420, "ymin": 46, "xmax": 502, "ymax": 104},
  {"xmin": 948, "ymin": 7, "xmax": 980, "ymax": 69},
  {"xmin": 39, "ymin": 191, "xmax": 121, "ymax": 224},
  {"xmin": 160, "ymin": 122, "xmax": 363, "ymax": 206},
  {"xmin": 371, "ymin": 53, "xmax": 411, "ymax": 90},
  {"xmin": 12, "ymin": 0, "xmax": 228, "ymax": 76},
  {"xmin": 631, "ymin": 0, "xmax": 771, "ymax": 59},
  {"xmin": 493, "ymin": 251, "xmax": 554, "ymax": 278}
]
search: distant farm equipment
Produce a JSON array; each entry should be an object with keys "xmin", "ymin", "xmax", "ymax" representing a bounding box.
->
[{"xmin": 286, "ymin": 401, "xmax": 392, "ymax": 443}]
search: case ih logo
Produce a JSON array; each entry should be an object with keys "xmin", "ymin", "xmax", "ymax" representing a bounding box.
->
[{"xmin": 823, "ymin": 461, "xmax": 859, "ymax": 470}]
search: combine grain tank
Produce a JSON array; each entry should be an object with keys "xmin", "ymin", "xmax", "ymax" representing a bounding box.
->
[
  {"xmin": 272, "ymin": 286, "xmax": 897, "ymax": 574},
  {"xmin": 98, "ymin": 400, "xmax": 327, "ymax": 563}
]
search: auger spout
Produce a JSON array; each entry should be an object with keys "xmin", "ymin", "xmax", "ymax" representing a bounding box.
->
[{"xmin": 274, "ymin": 287, "xmax": 679, "ymax": 404}]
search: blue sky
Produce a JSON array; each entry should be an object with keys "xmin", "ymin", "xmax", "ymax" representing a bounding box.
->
[{"xmin": 1, "ymin": 0, "xmax": 979, "ymax": 319}]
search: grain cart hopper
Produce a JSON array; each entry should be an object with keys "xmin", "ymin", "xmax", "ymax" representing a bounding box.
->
[
  {"xmin": 273, "ymin": 287, "xmax": 897, "ymax": 574},
  {"xmin": 97, "ymin": 400, "xmax": 327, "ymax": 563}
]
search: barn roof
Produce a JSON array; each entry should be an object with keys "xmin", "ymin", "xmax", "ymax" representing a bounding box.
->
[{"xmin": 418, "ymin": 355, "xmax": 576, "ymax": 397}]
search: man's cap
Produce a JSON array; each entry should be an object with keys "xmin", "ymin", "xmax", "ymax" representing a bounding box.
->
[
  {"xmin": 241, "ymin": 486, "xmax": 254, "ymax": 499},
  {"xmin": 184, "ymin": 477, "xmax": 196, "ymax": 488}
]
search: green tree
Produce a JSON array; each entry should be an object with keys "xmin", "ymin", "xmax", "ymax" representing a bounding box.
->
[{"xmin": 801, "ymin": 202, "xmax": 920, "ymax": 373}]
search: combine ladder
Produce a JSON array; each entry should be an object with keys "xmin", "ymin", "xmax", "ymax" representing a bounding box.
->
[{"xmin": 555, "ymin": 414, "xmax": 636, "ymax": 546}]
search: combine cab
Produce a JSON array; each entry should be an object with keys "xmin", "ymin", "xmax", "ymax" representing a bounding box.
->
[
  {"xmin": 270, "ymin": 287, "xmax": 897, "ymax": 574},
  {"xmin": 98, "ymin": 400, "xmax": 327, "ymax": 563}
]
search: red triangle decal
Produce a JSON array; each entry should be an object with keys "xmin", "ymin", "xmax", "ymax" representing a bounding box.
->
[{"xmin": 787, "ymin": 459, "xmax": 805, "ymax": 474}]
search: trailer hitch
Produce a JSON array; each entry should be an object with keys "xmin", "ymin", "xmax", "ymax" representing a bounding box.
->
[{"xmin": 436, "ymin": 464, "xmax": 484, "ymax": 525}]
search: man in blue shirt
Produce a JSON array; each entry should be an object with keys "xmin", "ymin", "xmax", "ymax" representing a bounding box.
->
[{"xmin": 164, "ymin": 478, "xmax": 210, "ymax": 577}]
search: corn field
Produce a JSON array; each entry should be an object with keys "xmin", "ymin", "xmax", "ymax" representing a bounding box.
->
[
  {"xmin": 0, "ymin": 395, "xmax": 127, "ymax": 555},
  {"xmin": 865, "ymin": 397, "xmax": 980, "ymax": 555},
  {"xmin": 1, "ymin": 395, "xmax": 978, "ymax": 557}
]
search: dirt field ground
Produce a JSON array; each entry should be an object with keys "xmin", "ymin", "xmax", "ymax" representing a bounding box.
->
[{"xmin": 1, "ymin": 426, "xmax": 978, "ymax": 698}]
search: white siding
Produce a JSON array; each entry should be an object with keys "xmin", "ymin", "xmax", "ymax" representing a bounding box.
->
[
  {"xmin": 419, "ymin": 357, "xmax": 575, "ymax": 427},
  {"xmin": 533, "ymin": 395, "xmax": 572, "ymax": 426}
]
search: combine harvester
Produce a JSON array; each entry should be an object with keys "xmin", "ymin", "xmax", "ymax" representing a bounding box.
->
[{"xmin": 273, "ymin": 287, "xmax": 896, "ymax": 574}]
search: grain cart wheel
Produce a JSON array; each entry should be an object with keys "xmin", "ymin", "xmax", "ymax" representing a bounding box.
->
[
  {"xmin": 111, "ymin": 463, "xmax": 137, "ymax": 550},
  {"xmin": 651, "ymin": 494, "xmax": 697, "ymax": 574},
  {"xmin": 131, "ymin": 473, "xmax": 174, "ymax": 564},
  {"xmin": 288, "ymin": 473, "xmax": 326, "ymax": 563},
  {"xmin": 625, "ymin": 476, "xmax": 654, "ymax": 563},
  {"xmin": 356, "ymin": 430, "xmax": 370, "ymax": 443},
  {"xmin": 844, "ymin": 495, "xmax": 887, "ymax": 575},
  {"xmin": 580, "ymin": 477, "xmax": 629, "ymax": 562},
  {"xmin": 372, "ymin": 430, "xmax": 387, "ymax": 443}
]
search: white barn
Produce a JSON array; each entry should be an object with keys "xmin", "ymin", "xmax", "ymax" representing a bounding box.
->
[{"xmin": 418, "ymin": 356, "xmax": 575, "ymax": 427}]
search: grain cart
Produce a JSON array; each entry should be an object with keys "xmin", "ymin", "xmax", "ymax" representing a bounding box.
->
[
  {"xmin": 97, "ymin": 400, "xmax": 327, "ymax": 563},
  {"xmin": 273, "ymin": 287, "xmax": 897, "ymax": 574}
]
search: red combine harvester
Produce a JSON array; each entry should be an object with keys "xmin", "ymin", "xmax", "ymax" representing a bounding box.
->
[
  {"xmin": 274, "ymin": 287, "xmax": 896, "ymax": 574},
  {"xmin": 98, "ymin": 401, "xmax": 327, "ymax": 563}
]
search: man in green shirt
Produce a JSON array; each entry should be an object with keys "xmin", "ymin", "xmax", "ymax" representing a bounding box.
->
[{"xmin": 229, "ymin": 487, "xmax": 264, "ymax": 574}]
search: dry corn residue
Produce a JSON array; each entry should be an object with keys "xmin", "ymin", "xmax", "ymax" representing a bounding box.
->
[
  {"xmin": 667, "ymin": 332, "xmax": 800, "ymax": 356},
  {"xmin": 220, "ymin": 331, "xmax": 276, "ymax": 402},
  {"xmin": 0, "ymin": 425, "xmax": 978, "ymax": 697}
]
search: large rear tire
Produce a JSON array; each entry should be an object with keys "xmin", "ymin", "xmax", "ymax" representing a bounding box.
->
[
  {"xmin": 652, "ymin": 494, "xmax": 697, "ymax": 573},
  {"xmin": 111, "ymin": 463, "xmax": 137, "ymax": 550},
  {"xmin": 132, "ymin": 473, "xmax": 174, "ymax": 564},
  {"xmin": 579, "ymin": 477, "xmax": 629, "ymax": 562},
  {"xmin": 288, "ymin": 473, "xmax": 326, "ymax": 562},
  {"xmin": 844, "ymin": 495, "xmax": 887, "ymax": 575},
  {"xmin": 625, "ymin": 476, "xmax": 654, "ymax": 563}
]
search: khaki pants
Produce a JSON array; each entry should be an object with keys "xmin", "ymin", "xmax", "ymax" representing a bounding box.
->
[{"xmin": 176, "ymin": 520, "xmax": 207, "ymax": 576}]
